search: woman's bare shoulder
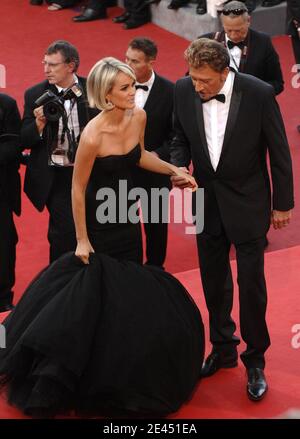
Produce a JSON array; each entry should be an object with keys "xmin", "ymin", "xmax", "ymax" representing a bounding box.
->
[
  {"xmin": 133, "ymin": 107, "xmax": 146, "ymax": 122},
  {"xmin": 80, "ymin": 114, "xmax": 104, "ymax": 150}
]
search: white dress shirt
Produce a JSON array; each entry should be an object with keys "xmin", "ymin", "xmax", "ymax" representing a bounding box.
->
[
  {"xmin": 225, "ymin": 34, "xmax": 242, "ymax": 71},
  {"xmin": 202, "ymin": 70, "xmax": 234, "ymax": 171},
  {"xmin": 134, "ymin": 70, "xmax": 155, "ymax": 109}
]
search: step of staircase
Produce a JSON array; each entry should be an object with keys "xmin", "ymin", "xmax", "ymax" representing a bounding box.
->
[{"xmin": 149, "ymin": 1, "xmax": 287, "ymax": 41}]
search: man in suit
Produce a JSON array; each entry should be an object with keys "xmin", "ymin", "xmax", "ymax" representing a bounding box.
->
[
  {"xmin": 0, "ymin": 94, "xmax": 22, "ymax": 313},
  {"xmin": 171, "ymin": 38, "xmax": 294, "ymax": 400},
  {"xmin": 21, "ymin": 40, "xmax": 97, "ymax": 263},
  {"xmin": 125, "ymin": 37, "xmax": 174, "ymax": 269},
  {"xmin": 200, "ymin": 1, "xmax": 284, "ymax": 95}
]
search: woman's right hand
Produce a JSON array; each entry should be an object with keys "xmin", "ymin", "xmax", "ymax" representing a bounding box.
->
[
  {"xmin": 75, "ymin": 239, "xmax": 95, "ymax": 265},
  {"xmin": 172, "ymin": 167, "xmax": 198, "ymax": 192}
]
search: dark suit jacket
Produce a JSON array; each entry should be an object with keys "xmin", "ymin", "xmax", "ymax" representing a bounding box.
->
[
  {"xmin": 133, "ymin": 73, "xmax": 174, "ymax": 189},
  {"xmin": 0, "ymin": 93, "xmax": 22, "ymax": 215},
  {"xmin": 287, "ymin": 0, "xmax": 300, "ymax": 36},
  {"xmin": 170, "ymin": 73, "xmax": 294, "ymax": 243},
  {"xmin": 201, "ymin": 29, "xmax": 284, "ymax": 95},
  {"xmin": 21, "ymin": 76, "xmax": 98, "ymax": 211}
]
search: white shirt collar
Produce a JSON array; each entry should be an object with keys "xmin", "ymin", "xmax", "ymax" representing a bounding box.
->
[
  {"xmin": 218, "ymin": 69, "xmax": 234, "ymax": 99},
  {"xmin": 55, "ymin": 74, "xmax": 78, "ymax": 93},
  {"xmin": 136, "ymin": 70, "xmax": 155, "ymax": 88}
]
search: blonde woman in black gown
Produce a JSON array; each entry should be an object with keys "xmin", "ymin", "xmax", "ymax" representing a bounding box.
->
[{"xmin": 0, "ymin": 58, "xmax": 204, "ymax": 418}]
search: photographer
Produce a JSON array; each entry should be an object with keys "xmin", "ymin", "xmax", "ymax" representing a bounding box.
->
[
  {"xmin": 0, "ymin": 93, "xmax": 21, "ymax": 313},
  {"xmin": 21, "ymin": 40, "xmax": 98, "ymax": 262}
]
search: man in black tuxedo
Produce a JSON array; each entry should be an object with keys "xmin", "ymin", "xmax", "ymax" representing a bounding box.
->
[
  {"xmin": 200, "ymin": 1, "xmax": 284, "ymax": 95},
  {"xmin": 171, "ymin": 38, "xmax": 294, "ymax": 400},
  {"xmin": 125, "ymin": 37, "xmax": 174, "ymax": 269},
  {"xmin": 0, "ymin": 94, "xmax": 22, "ymax": 313},
  {"xmin": 21, "ymin": 40, "xmax": 97, "ymax": 262}
]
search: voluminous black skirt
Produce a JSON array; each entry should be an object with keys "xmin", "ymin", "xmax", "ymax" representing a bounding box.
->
[{"xmin": 0, "ymin": 252, "xmax": 204, "ymax": 417}]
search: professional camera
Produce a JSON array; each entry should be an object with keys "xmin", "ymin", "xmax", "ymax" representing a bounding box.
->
[
  {"xmin": 35, "ymin": 84, "xmax": 83, "ymax": 165},
  {"xmin": 34, "ymin": 84, "xmax": 82, "ymax": 122}
]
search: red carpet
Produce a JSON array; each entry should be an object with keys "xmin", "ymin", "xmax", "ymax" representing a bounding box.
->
[{"xmin": 0, "ymin": 0, "xmax": 300, "ymax": 419}]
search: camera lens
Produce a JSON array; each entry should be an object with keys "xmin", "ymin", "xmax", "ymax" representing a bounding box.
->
[{"xmin": 44, "ymin": 100, "xmax": 64, "ymax": 122}]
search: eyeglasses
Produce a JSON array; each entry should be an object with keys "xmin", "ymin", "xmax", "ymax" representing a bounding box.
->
[
  {"xmin": 42, "ymin": 61, "xmax": 66, "ymax": 68},
  {"xmin": 221, "ymin": 8, "xmax": 247, "ymax": 15}
]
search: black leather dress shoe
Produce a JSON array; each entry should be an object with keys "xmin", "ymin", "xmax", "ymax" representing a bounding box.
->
[
  {"xmin": 167, "ymin": 0, "xmax": 188, "ymax": 10},
  {"xmin": 112, "ymin": 12, "xmax": 130, "ymax": 23},
  {"xmin": 201, "ymin": 350, "xmax": 238, "ymax": 377},
  {"xmin": 247, "ymin": 368, "xmax": 268, "ymax": 401},
  {"xmin": 0, "ymin": 303, "xmax": 15, "ymax": 313},
  {"xmin": 123, "ymin": 18, "xmax": 150, "ymax": 29},
  {"xmin": 73, "ymin": 8, "xmax": 107, "ymax": 22},
  {"xmin": 196, "ymin": 6, "xmax": 207, "ymax": 14}
]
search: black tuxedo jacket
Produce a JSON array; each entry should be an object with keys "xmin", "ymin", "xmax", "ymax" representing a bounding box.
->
[
  {"xmin": 170, "ymin": 73, "xmax": 294, "ymax": 243},
  {"xmin": 0, "ymin": 93, "xmax": 22, "ymax": 215},
  {"xmin": 21, "ymin": 76, "xmax": 98, "ymax": 211},
  {"xmin": 201, "ymin": 29, "xmax": 284, "ymax": 95},
  {"xmin": 133, "ymin": 73, "xmax": 174, "ymax": 189}
]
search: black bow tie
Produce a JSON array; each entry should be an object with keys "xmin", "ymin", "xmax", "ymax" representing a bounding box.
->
[
  {"xmin": 227, "ymin": 40, "xmax": 246, "ymax": 50},
  {"xmin": 135, "ymin": 84, "xmax": 149, "ymax": 91},
  {"xmin": 201, "ymin": 94, "xmax": 226, "ymax": 104}
]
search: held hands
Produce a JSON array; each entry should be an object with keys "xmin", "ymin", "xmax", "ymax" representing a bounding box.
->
[
  {"xmin": 75, "ymin": 239, "xmax": 95, "ymax": 265},
  {"xmin": 171, "ymin": 167, "xmax": 198, "ymax": 192},
  {"xmin": 271, "ymin": 209, "xmax": 292, "ymax": 230},
  {"xmin": 33, "ymin": 105, "xmax": 47, "ymax": 134}
]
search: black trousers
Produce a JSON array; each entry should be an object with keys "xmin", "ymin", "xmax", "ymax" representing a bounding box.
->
[
  {"xmin": 196, "ymin": 231, "xmax": 270, "ymax": 369},
  {"xmin": 46, "ymin": 167, "xmax": 77, "ymax": 263},
  {"xmin": 88, "ymin": 0, "xmax": 117, "ymax": 10},
  {"xmin": 133, "ymin": 170, "xmax": 170, "ymax": 269},
  {"xmin": 0, "ymin": 201, "xmax": 18, "ymax": 306}
]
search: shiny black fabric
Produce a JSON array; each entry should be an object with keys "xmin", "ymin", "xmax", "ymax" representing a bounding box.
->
[{"xmin": 0, "ymin": 145, "xmax": 204, "ymax": 417}]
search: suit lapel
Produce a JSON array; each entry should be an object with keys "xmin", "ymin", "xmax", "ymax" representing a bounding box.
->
[
  {"xmin": 218, "ymin": 73, "xmax": 242, "ymax": 168},
  {"xmin": 143, "ymin": 73, "xmax": 161, "ymax": 114},
  {"xmin": 194, "ymin": 91, "xmax": 211, "ymax": 163},
  {"xmin": 76, "ymin": 78, "xmax": 89, "ymax": 129}
]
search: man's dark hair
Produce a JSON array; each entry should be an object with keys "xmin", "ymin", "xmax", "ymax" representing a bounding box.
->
[
  {"xmin": 185, "ymin": 38, "xmax": 230, "ymax": 72},
  {"xmin": 128, "ymin": 37, "xmax": 158, "ymax": 60},
  {"xmin": 45, "ymin": 40, "xmax": 80, "ymax": 72}
]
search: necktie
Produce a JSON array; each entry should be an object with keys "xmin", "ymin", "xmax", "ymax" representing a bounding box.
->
[
  {"xmin": 135, "ymin": 84, "xmax": 149, "ymax": 91},
  {"xmin": 201, "ymin": 94, "xmax": 226, "ymax": 104},
  {"xmin": 227, "ymin": 40, "xmax": 246, "ymax": 50}
]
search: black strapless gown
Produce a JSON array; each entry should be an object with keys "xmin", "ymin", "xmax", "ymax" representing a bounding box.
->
[{"xmin": 0, "ymin": 145, "xmax": 204, "ymax": 418}]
